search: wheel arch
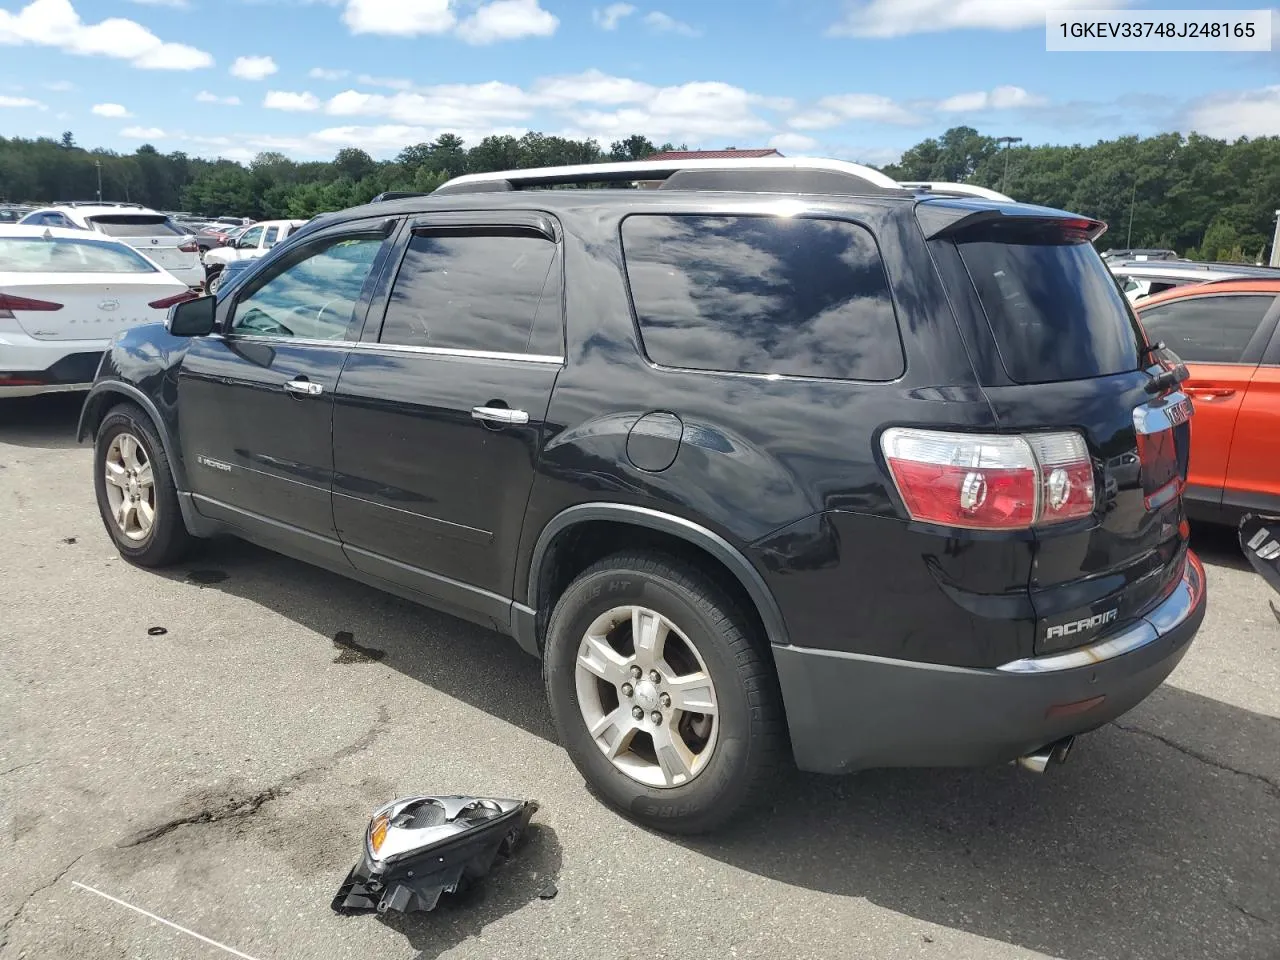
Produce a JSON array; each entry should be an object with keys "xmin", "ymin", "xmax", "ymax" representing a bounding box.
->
[
  {"xmin": 523, "ymin": 504, "xmax": 792, "ymax": 655},
  {"xmin": 78, "ymin": 381, "xmax": 188, "ymax": 491}
]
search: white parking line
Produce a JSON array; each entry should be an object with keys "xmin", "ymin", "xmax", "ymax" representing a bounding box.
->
[{"xmin": 71, "ymin": 881, "xmax": 264, "ymax": 960}]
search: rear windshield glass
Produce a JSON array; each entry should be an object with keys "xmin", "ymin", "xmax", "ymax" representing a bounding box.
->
[
  {"xmin": 88, "ymin": 215, "xmax": 186, "ymax": 238},
  {"xmin": 957, "ymin": 227, "xmax": 1143, "ymax": 383},
  {"xmin": 0, "ymin": 237, "xmax": 157, "ymax": 273}
]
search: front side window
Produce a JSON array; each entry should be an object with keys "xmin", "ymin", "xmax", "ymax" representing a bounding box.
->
[
  {"xmin": 1139, "ymin": 294, "xmax": 1274, "ymax": 364},
  {"xmin": 621, "ymin": 214, "xmax": 904, "ymax": 381},
  {"xmin": 0, "ymin": 237, "xmax": 157, "ymax": 273},
  {"xmin": 379, "ymin": 230, "xmax": 557, "ymax": 354},
  {"xmin": 230, "ymin": 234, "xmax": 384, "ymax": 340}
]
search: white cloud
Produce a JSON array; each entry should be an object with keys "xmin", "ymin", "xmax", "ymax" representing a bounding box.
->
[
  {"xmin": 120, "ymin": 125, "xmax": 167, "ymax": 139},
  {"xmin": 309, "ymin": 67, "xmax": 349, "ymax": 80},
  {"xmin": 356, "ymin": 73, "xmax": 415, "ymax": 89},
  {"xmin": 0, "ymin": 94, "xmax": 42, "ymax": 107},
  {"xmin": 343, "ymin": 0, "xmax": 455, "ymax": 35},
  {"xmin": 592, "ymin": 2, "xmax": 633, "ymax": 29},
  {"xmin": 91, "ymin": 102, "xmax": 131, "ymax": 117},
  {"xmin": 196, "ymin": 90, "xmax": 241, "ymax": 104},
  {"xmin": 230, "ymin": 54, "xmax": 277, "ymax": 79},
  {"xmin": 264, "ymin": 90, "xmax": 321, "ymax": 111},
  {"xmin": 644, "ymin": 10, "xmax": 698, "ymax": 36},
  {"xmin": 324, "ymin": 81, "xmax": 533, "ymax": 128},
  {"xmin": 533, "ymin": 69, "xmax": 655, "ymax": 106},
  {"xmin": 0, "ymin": 0, "xmax": 212, "ymax": 70},
  {"xmin": 769, "ymin": 132, "xmax": 818, "ymax": 153},
  {"xmin": 1184, "ymin": 86, "xmax": 1280, "ymax": 139},
  {"xmin": 829, "ymin": 0, "xmax": 1131, "ymax": 37},
  {"xmin": 937, "ymin": 85, "xmax": 1047, "ymax": 112},
  {"xmin": 791, "ymin": 93, "xmax": 921, "ymax": 129},
  {"xmin": 565, "ymin": 81, "xmax": 778, "ymax": 145},
  {"xmin": 457, "ymin": 0, "xmax": 558, "ymax": 44}
]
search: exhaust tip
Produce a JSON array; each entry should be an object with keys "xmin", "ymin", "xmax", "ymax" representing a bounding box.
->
[{"xmin": 1016, "ymin": 736, "xmax": 1075, "ymax": 774}]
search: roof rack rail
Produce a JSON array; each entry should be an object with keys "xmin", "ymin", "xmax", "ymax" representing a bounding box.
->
[
  {"xmin": 899, "ymin": 182, "xmax": 1014, "ymax": 203},
  {"xmin": 52, "ymin": 200, "xmax": 147, "ymax": 208},
  {"xmin": 432, "ymin": 157, "xmax": 905, "ymax": 197},
  {"xmin": 370, "ymin": 191, "xmax": 429, "ymax": 203}
]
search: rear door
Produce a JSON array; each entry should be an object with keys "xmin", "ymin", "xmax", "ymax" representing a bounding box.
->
[
  {"xmin": 1136, "ymin": 292, "xmax": 1278, "ymax": 506},
  {"xmin": 178, "ymin": 222, "xmax": 394, "ymax": 563},
  {"xmin": 330, "ymin": 212, "xmax": 563, "ymax": 623},
  {"xmin": 1223, "ymin": 321, "xmax": 1280, "ymax": 513},
  {"xmin": 928, "ymin": 211, "xmax": 1192, "ymax": 654}
]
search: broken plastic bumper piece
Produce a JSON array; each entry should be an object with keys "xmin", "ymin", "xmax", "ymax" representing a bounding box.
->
[{"xmin": 331, "ymin": 795, "xmax": 538, "ymax": 915}]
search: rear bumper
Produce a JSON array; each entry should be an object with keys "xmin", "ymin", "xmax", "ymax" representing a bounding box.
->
[
  {"xmin": 775, "ymin": 551, "xmax": 1206, "ymax": 774},
  {"xmin": 0, "ymin": 339, "xmax": 106, "ymax": 397}
]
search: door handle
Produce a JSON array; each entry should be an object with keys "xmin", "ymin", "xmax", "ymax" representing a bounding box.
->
[
  {"xmin": 471, "ymin": 405, "xmax": 529, "ymax": 425},
  {"xmin": 284, "ymin": 378, "xmax": 324, "ymax": 397},
  {"xmin": 1187, "ymin": 388, "xmax": 1236, "ymax": 401}
]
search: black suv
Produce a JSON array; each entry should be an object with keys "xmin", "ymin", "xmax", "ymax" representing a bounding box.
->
[{"xmin": 79, "ymin": 159, "xmax": 1206, "ymax": 833}]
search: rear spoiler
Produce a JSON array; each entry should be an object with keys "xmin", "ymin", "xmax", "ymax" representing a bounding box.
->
[{"xmin": 916, "ymin": 199, "xmax": 1107, "ymax": 243}]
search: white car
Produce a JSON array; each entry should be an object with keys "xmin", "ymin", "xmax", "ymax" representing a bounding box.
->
[
  {"xmin": 0, "ymin": 225, "xmax": 193, "ymax": 398},
  {"xmin": 202, "ymin": 219, "xmax": 306, "ymax": 293},
  {"xmin": 19, "ymin": 202, "xmax": 203, "ymax": 290}
]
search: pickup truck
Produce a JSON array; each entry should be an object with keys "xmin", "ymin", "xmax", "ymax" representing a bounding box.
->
[{"xmin": 202, "ymin": 219, "xmax": 306, "ymax": 292}]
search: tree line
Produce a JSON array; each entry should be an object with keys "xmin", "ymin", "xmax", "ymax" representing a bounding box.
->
[{"xmin": 2, "ymin": 126, "xmax": 1276, "ymax": 261}]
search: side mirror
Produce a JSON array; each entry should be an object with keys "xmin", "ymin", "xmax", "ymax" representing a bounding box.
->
[{"xmin": 166, "ymin": 295, "xmax": 217, "ymax": 337}]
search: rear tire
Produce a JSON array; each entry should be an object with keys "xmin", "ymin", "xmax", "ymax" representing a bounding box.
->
[
  {"xmin": 93, "ymin": 403, "xmax": 193, "ymax": 568},
  {"xmin": 543, "ymin": 551, "xmax": 786, "ymax": 834}
]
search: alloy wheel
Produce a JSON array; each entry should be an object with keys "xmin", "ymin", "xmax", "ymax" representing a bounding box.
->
[
  {"xmin": 574, "ymin": 605, "xmax": 719, "ymax": 789},
  {"xmin": 103, "ymin": 432, "xmax": 156, "ymax": 542}
]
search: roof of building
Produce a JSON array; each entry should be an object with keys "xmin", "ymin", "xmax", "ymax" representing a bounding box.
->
[{"xmin": 644, "ymin": 149, "xmax": 782, "ymax": 161}]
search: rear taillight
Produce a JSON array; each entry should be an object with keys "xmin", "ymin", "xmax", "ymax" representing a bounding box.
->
[
  {"xmin": 881, "ymin": 428, "xmax": 1096, "ymax": 530},
  {"xmin": 178, "ymin": 240, "xmax": 199, "ymax": 253},
  {"xmin": 148, "ymin": 290, "xmax": 200, "ymax": 309},
  {"xmin": 0, "ymin": 293, "xmax": 64, "ymax": 319}
]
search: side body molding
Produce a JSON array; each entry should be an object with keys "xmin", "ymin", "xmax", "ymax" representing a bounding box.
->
[{"xmin": 517, "ymin": 503, "xmax": 792, "ymax": 656}]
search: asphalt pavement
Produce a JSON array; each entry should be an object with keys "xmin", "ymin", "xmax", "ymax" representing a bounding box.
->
[{"xmin": 1, "ymin": 393, "xmax": 1278, "ymax": 960}]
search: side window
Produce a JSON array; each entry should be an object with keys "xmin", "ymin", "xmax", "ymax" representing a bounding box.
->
[
  {"xmin": 1139, "ymin": 294, "xmax": 1274, "ymax": 364},
  {"xmin": 379, "ymin": 230, "xmax": 557, "ymax": 354},
  {"xmin": 621, "ymin": 214, "xmax": 904, "ymax": 381},
  {"xmin": 264, "ymin": 226, "xmax": 280, "ymax": 248},
  {"xmin": 230, "ymin": 234, "xmax": 385, "ymax": 340},
  {"xmin": 239, "ymin": 225, "xmax": 264, "ymax": 249}
]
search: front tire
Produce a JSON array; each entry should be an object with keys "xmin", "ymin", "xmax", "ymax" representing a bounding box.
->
[
  {"xmin": 543, "ymin": 551, "xmax": 786, "ymax": 834},
  {"xmin": 93, "ymin": 403, "xmax": 193, "ymax": 567},
  {"xmin": 205, "ymin": 267, "xmax": 224, "ymax": 295}
]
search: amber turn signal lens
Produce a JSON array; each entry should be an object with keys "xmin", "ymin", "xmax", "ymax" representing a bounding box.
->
[{"xmin": 369, "ymin": 813, "xmax": 389, "ymax": 855}]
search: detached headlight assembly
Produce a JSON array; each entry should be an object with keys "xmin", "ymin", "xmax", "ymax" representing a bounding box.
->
[{"xmin": 332, "ymin": 795, "xmax": 538, "ymax": 915}]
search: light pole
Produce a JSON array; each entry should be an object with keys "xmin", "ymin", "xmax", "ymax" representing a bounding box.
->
[
  {"xmin": 995, "ymin": 135, "xmax": 1022, "ymax": 194},
  {"xmin": 1270, "ymin": 210, "xmax": 1280, "ymax": 267},
  {"xmin": 1127, "ymin": 179, "xmax": 1138, "ymax": 248},
  {"xmin": 95, "ymin": 159, "xmax": 102, "ymax": 202}
]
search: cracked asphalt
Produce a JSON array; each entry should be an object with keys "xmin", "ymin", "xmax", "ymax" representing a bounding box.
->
[{"xmin": 2, "ymin": 393, "xmax": 1279, "ymax": 960}]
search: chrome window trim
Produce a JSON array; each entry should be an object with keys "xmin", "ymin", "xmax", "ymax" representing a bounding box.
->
[
  {"xmin": 351, "ymin": 341, "xmax": 563, "ymax": 365},
  {"xmin": 997, "ymin": 551, "xmax": 1204, "ymax": 674},
  {"xmin": 210, "ymin": 333, "xmax": 351, "ymax": 349}
]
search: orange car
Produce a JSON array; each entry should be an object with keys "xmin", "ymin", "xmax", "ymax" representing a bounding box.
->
[{"xmin": 1135, "ymin": 278, "xmax": 1280, "ymax": 522}]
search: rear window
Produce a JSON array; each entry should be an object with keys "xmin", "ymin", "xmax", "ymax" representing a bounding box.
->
[
  {"xmin": 622, "ymin": 214, "xmax": 904, "ymax": 381},
  {"xmin": 0, "ymin": 237, "xmax": 157, "ymax": 273},
  {"xmin": 87, "ymin": 215, "xmax": 186, "ymax": 238},
  {"xmin": 956, "ymin": 226, "xmax": 1143, "ymax": 383}
]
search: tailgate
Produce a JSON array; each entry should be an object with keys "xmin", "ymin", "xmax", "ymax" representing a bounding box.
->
[
  {"xmin": 4, "ymin": 279, "xmax": 181, "ymax": 340},
  {"xmin": 926, "ymin": 202, "xmax": 1194, "ymax": 654}
]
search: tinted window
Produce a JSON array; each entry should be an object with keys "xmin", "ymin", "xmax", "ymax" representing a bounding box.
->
[
  {"xmin": 0, "ymin": 237, "xmax": 157, "ymax": 273},
  {"xmin": 380, "ymin": 231, "xmax": 557, "ymax": 354},
  {"xmin": 231, "ymin": 234, "xmax": 383, "ymax": 340},
  {"xmin": 958, "ymin": 232, "xmax": 1143, "ymax": 383},
  {"xmin": 87, "ymin": 215, "xmax": 185, "ymax": 237},
  {"xmin": 622, "ymin": 215, "xmax": 904, "ymax": 381},
  {"xmin": 1138, "ymin": 294, "xmax": 1274, "ymax": 364}
]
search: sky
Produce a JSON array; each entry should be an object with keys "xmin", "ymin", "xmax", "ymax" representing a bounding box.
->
[{"xmin": 1, "ymin": 0, "xmax": 1279, "ymax": 166}]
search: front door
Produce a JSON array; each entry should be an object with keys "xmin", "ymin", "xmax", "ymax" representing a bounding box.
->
[
  {"xmin": 1138, "ymin": 292, "xmax": 1278, "ymax": 504},
  {"xmin": 331, "ymin": 214, "xmax": 563, "ymax": 624},
  {"xmin": 178, "ymin": 225, "xmax": 393, "ymax": 562}
]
